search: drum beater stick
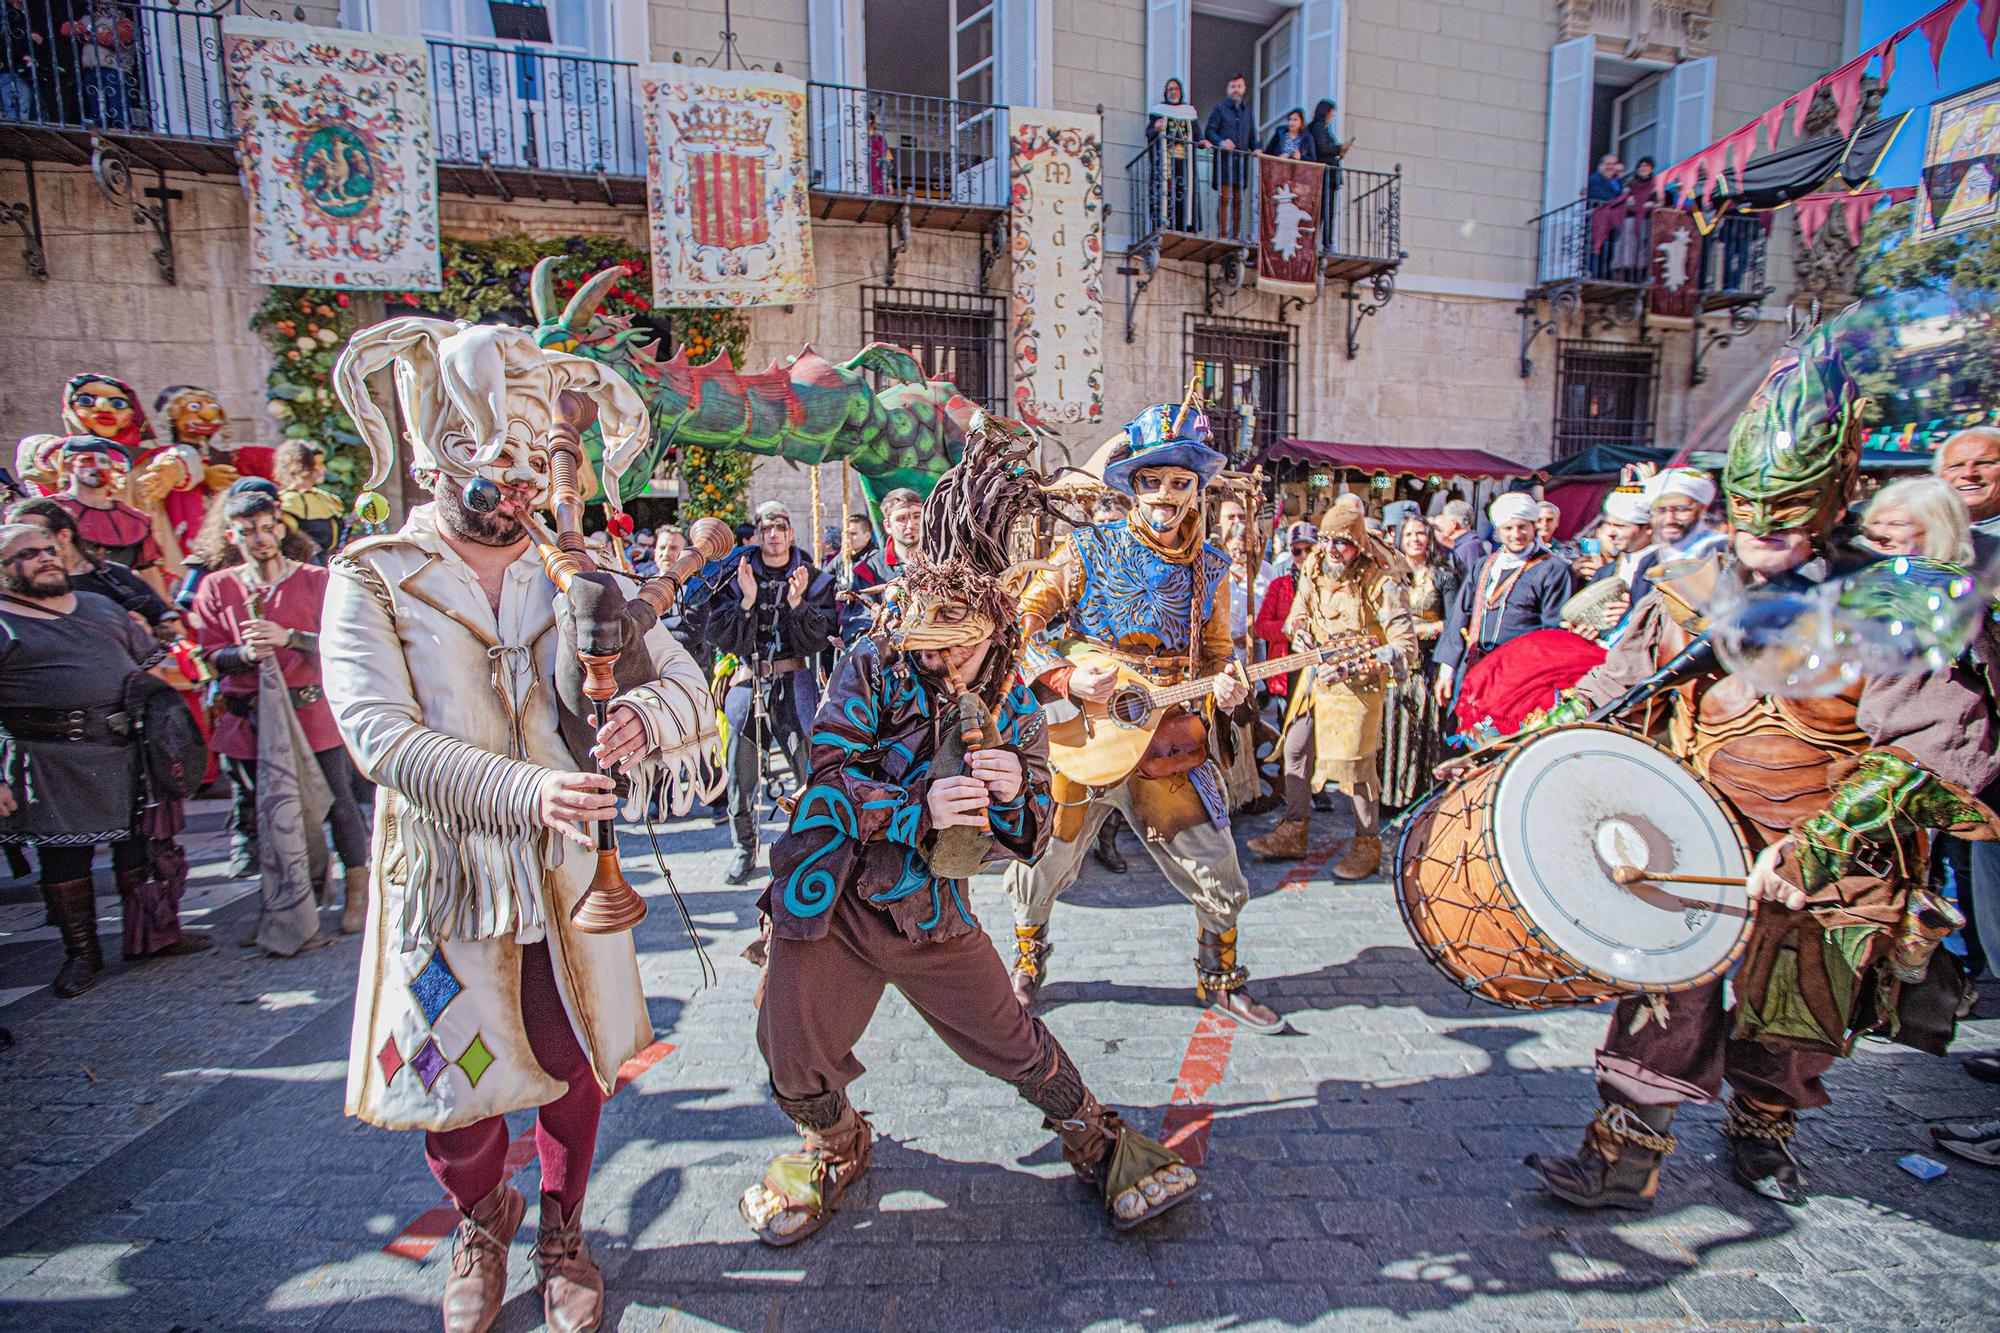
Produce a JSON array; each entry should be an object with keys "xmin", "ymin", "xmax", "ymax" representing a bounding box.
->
[{"xmin": 1610, "ymin": 865, "xmax": 1749, "ymax": 889}]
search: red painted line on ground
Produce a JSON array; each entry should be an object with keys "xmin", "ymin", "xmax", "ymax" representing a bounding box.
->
[
  {"xmin": 1158, "ymin": 1009, "xmax": 1238, "ymax": 1166},
  {"xmin": 382, "ymin": 1039, "xmax": 676, "ymax": 1261},
  {"xmin": 1278, "ymin": 840, "xmax": 1343, "ymax": 892}
]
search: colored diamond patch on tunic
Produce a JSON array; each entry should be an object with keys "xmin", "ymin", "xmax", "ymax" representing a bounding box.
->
[
  {"xmin": 407, "ymin": 950, "xmax": 463, "ymax": 1026},
  {"xmin": 456, "ymin": 1034, "xmax": 495, "ymax": 1088},
  {"xmin": 410, "ymin": 1036, "xmax": 449, "ymax": 1091},
  {"xmin": 377, "ymin": 1036, "xmax": 405, "ymax": 1083}
]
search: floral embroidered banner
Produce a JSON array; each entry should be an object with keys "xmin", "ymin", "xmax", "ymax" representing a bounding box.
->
[
  {"xmin": 223, "ymin": 19, "xmax": 440, "ymax": 290},
  {"xmin": 643, "ymin": 66, "xmax": 814, "ymax": 308},
  {"xmin": 1009, "ymin": 108, "xmax": 1103, "ymax": 427}
]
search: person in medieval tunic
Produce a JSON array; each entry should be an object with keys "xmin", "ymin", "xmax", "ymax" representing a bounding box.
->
[
  {"xmin": 1247, "ymin": 502, "xmax": 1415, "ymax": 878},
  {"xmin": 325, "ymin": 316, "xmax": 717, "ymax": 1333},
  {"xmin": 1002, "ymin": 400, "xmax": 1283, "ymax": 1034},
  {"xmin": 49, "ymin": 435, "xmax": 160, "ymax": 577},
  {"xmin": 1522, "ymin": 325, "xmax": 2000, "ymax": 1210},
  {"xmin": 740, "ymin": 422, "xmax": 1198, "ymax": 1246},
  {"xmin": 1433, "ymin": 491, "xmax": 1573, "ymax": 716}
]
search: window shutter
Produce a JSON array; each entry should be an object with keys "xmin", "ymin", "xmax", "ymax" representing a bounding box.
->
[
  {"xmin": 1294, "ymin": 0, "xmax": 1340, "ymax": 113},
  {"xmin": 808, "ymin": 0, "xmax": 852, "ymax": 86},
  {"xmin": 1541, "ymin": 37, "xmax": 1595, "ymax": 217},
  {"xmin": 1145, "ymin": 0, "xmax": 1190, "ymax": 109},
  {"xmin": 994, "ymin": 0, "xmax": 1039, "ymax": 107},
  {"xmin": 1661, "ymin": 57, "xmax": 1716, "ymax": 170}
]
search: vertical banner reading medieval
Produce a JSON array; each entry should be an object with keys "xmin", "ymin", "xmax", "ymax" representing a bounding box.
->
[
  {"xmin": 1256, "ymin": 154, "xmax": 1324, "ymax": 297},
  {"xmin": 643, "ymin": 66, "xmax": 814, "ymax": 308},
  {"xmin": 223, "ymin": 19, "xmax": 440, "ymax": 290},
  {"xmin": 1010, "ymin": 108, "xmax": 1103, "ymax": 426}
]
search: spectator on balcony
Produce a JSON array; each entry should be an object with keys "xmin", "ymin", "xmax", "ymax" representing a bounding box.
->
[
  {"xmin": 1308, "ymin": 99, "xmax": 1344, "ymax": 247},
  {"xmin": 1611, "ymin": 156, "xmax": 1661, "ymax": 280},
  {"xmin": 1201, "ymin": 74, "xmax": 1254, "ymax": 239},
  {"xmin": 1145, "ymin": 77, "xmax": 1197, "ymax": 232},
  {"xmin": 866, "ymin": 111, "xmax": 893, "ymax": 196},
  {"xmin": 1264, "ymin": 108, "xmax": 1310, "ymax": 160},
  {"xmin": 2, "ymin": 0, "xmax": 46, "ymax": 122},
  {"xmin": 1586, "ymin": 154, "xmax": 1624, "ymax": 204},
  {"xmin": 61, "ymin": 0, "xmax": 136, "ymax": 131}
]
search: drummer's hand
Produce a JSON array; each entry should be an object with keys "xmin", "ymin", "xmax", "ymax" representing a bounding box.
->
[
  {"xmin": 1212, "ymin": 670, "xmax": 1249, "ymax": 710},
  {"xmin": 1067, "ymin": 662, "xmax": 1118, "ymax": 704},
  {"xmin": 539, "ymin": 770, "xmax": 617, "ymax": 849},
  {"xmin": 926, "ymin": 774, "xmax": 991, "ymax": 829},
  {"xmin": 591, "ymin": 703, "xmax": 649, "ymax": 773},
  {"xmin": 1432, "ymin": 752, "xmax": 1478, "ymax": 782},
  {"xmin": 1747, "ymin": 838, "xmax": 1807, "ymax": 912},
  {"xmin": 1602, "ymin": 593, "xmax": 1630, "ymax": 625},
  {"xmin": 1432, "ymin": 666, "xmax": 1454, "ymax": 710},
  {"xmin": 0, "ymin": 784, "xmax": 16, "ymax": 818}
]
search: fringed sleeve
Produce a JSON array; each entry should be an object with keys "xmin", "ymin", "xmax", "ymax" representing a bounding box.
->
[{"xmin": 613, "ymin": 617, "xmax": 725, "ymax": 820}]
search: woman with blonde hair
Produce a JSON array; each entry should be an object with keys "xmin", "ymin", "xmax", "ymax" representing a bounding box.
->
[{"xmin": 1859, "ymin": 474, "xmax": 1974, "ymax": 566}]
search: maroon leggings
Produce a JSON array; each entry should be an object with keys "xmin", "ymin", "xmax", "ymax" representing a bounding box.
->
[{"xmin": 423, "ymin": 941, "xmax": 604, "ymax": 1213}]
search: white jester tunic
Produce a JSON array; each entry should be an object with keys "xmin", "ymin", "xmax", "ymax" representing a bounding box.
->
[{"xmin": 323, "ymin": 503, "xmax": 717, "ymax": 1132}]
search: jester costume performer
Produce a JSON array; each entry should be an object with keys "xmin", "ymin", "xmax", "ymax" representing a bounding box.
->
[
  {"xmin": 1002, "ymin": 404, "xmax": 1283, "ymax": 1033},
  {"xmin": 742, "ymin": 424, "xmax": 1198, "ymax": 1247},
  {"xmin": 1526, "ymin": 326, "xmax": 2000, "ymax": 1211},
  {"xmin": 1248, "ymin": 502, "xmax": 1415, "ymax": 878},
  {"xmin": 325, "ymin": 317, "xmax": 717, "ymax": 1333}
]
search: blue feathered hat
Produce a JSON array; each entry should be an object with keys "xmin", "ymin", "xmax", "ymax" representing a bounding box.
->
[{"xmin": 1102, "ymin": 402, "xmax": 1228, "ymax": 495}]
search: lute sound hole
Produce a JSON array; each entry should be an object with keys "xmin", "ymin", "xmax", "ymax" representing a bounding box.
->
[{"xmin": 1107, "ymin": 685, "xmax": 1155, "ymax": 727}]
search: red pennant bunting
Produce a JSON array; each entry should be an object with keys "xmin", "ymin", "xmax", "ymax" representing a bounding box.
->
[
  {"xmin": 1792, "ymin": 79, "xmax": 1819, "ymax": 137},
  {"xmin": 1827, "ymin": 57, "xmax": 1869, "ymax": 137},
  {"xmin": 1795, "ymin": 194, "xmax": 1836, "ymax": 246},
  {"xmin": 1840, "ymin": 193, "xmax": 1877, "ymax": 242},
  {"xmin": 1877, "ymin": 32, "xmax": 1898, "ymax": 86},
  {"xmin": 1726, "ymin": 126, "xmax": 1759, "ymax": 193},
  {"xmin": 1981, "ymin": 0, "xmax": 1999, "ymax": 53},
  {"xmin": 1697, "ymin": 141, "xmax": 1732, "ymax": 204},
  {"xmin": 1887, "ymin": 185, "xmax": 1918, "ymax": 205},
  {"xmin": 1758, "ymin": 98, "xmax": 1792, "ymax": 152},
  {"xmin": 1921, "ymin": 0, "xmax": 1970, "ymax": 72}
]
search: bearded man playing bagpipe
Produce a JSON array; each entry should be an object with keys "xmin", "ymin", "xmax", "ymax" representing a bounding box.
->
[
  {"xmin": 1522, "ymin": 323, "xmax": 2000, "ymax": 1211},
  {"xmin": 324, "ymin": 319, "xmax": 719, "ymax": 1333},
  {"xmin": 739, "ymin": 420, "xmax": 1199, "ymax": 1247}
]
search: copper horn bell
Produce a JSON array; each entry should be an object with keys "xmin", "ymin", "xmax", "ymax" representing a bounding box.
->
[{"xmin": 525, "ymin": 391, "xmax": 733, "ymax": 933}]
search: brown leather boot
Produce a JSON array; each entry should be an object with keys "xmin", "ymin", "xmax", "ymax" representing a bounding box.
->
[
  {"xmin": 340, "ymin": 866, "xmax": 370, "ymax": 935},
  {"xmin": 1010, "ymin": 924, "xmax": 1051, "ymax": 1010},
  {"xmin": 1331, "ymin": 834, "xmax": 1382, "ymax": 881},
  {"xmin": 1725, "ymin": 1094, "xmax": 1806, "ymax": 1206},
  {"xmin": 44, "ymin": 878, "xmax": 104, "ymax": 999},
  {"xmin": 1195, "ymin": 928, "xmax": 1284, "ymax": 1033},
  {"xmin": 1247, "ymin": 818, "xmax": 1310, "ymax": 861},
  {"xmin": 533, "ymin": 1193, "xmax": 603, "ymax": 1333},
  {"xmin": 441, "ymin": 1182, "xmax": 525, "ymax": 1333},
  {"xmin": 1528, "ymin": 1099, "xmax": 1677, "ymax": 1211}
]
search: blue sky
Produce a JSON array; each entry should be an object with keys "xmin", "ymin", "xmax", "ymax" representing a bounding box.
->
[{"xmin": 1860, "ymin": 0, "xmax": 2000, "ymax": 186}]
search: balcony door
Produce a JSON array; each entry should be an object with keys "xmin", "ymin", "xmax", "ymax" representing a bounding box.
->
[{"xmin": 951, "ymin": 0, "xmax": 1005, "ymax": 206}]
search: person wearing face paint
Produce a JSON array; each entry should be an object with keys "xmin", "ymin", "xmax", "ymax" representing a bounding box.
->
[
  {"xmin": 50, "ymin": 435, "xmax": 161, "ymax": 578},
  {"xmin": 740, "ymin": 424, "xmax": 1199, "ymax": 1248},
  {"xmin": 1432, "ymin": 492, "xmax": 1573, "ymax": 713},
  {"xmin": 1002, "ymin": 402, "xmax": 1283, "ymax": 1034},
  {"xmin": 60, "ymin": 373, "xmax": 200, "ymax": 583},
  {"xmin": 1521, "ymin": 324, "xmax": 2000, "ymax": 1213},
  {"xmin": 704, "ymin": 500, "xmax": 840, "ymax": 886},
  {"xmin": 325, "ymin": 318, "xmax": 718, "ymax": 1333}
]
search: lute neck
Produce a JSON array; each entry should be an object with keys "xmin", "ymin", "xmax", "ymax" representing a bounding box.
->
[{"xmin": 1145, "ymin": 643, "xmax": 1355, "ymax": 709}]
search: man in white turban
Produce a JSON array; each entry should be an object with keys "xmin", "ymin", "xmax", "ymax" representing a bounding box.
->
[
  {"xmin": 1628, "ymin": 466, "xmax": 1725, "ymax": 601},
  {"xmin": 1433, "ymin": 491, "xmax": 1575, "ymax": 710}
]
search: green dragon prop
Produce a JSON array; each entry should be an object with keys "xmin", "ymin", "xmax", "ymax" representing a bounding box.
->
[{"xmin": 529, "ymin": 258, "xmax": 980, "ymax": 517}]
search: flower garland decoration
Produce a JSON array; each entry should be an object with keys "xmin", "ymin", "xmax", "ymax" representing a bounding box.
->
[
  {"xmin": 670, "ymin": 308, "xmax": 752, "ymax": 526},
  {"xmin": 249, "ymin": 286, "xmax": 379, "ymax": 494}
]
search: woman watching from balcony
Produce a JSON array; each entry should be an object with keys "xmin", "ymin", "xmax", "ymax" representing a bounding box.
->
[
  {"xmin": 1145, "ymin": 77, "xmax": 1196, "ymax": 232},
  {"xmin": 1265, "ymin": 108, "xmax": 1309, "ymax": 160}
]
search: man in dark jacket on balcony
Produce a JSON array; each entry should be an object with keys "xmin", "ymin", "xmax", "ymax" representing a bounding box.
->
[{"xmin": 1202, "ymin": 75, "xmax": 1254, "ymax": 238}]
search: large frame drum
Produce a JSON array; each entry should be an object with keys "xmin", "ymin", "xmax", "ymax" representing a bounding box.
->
[{"xmin": 1396, "ymin": 724, "xmax": 1753, "ymax": 1010}]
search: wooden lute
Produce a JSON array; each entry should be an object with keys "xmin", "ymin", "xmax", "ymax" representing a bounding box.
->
[{"xmin": 1046, "ymin": 631, "xmax": 1383, "ymax": 788}]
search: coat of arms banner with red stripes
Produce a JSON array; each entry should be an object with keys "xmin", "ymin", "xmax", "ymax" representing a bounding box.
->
[{"xmin": 644, "ymin": 67, "xmax": 815, "ymax": 308}]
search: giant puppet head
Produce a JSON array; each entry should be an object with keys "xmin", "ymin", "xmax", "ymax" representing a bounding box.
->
[
  {"xmin": 332, "ymin": 317, "xmax": 652, "ymax": 517},
  {"xmin": 1102, "ymin": 402, "xmax": 1227, "ymax": 540},
  {"xmin": 62, "ymin": 373, "xmax": 152, "ymax": 453},
  {"xmin": 1721, "ymin": 322, "xmax": 1865, "ymax": 543},
  {"xmin": 155, "ymin": 385, "xmax": 228, "ymax": 449}
]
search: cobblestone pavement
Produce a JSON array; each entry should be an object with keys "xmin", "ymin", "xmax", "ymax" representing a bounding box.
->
[{"xmin": 2, "ymin": 798, "xmax": 1998, "ymax": 1331}]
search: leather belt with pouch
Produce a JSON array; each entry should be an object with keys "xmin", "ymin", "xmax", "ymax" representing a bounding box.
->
[
  {"xmin": 0, "ymin": 704, "xmax": 132, "ymax": 745},
  {"xmin": 752, "ymin": 657, "xmax": 809, "ymax": 679},
  {"xmin": 222, "ymin": 683, "xmax": 325, "ymax": 716}
]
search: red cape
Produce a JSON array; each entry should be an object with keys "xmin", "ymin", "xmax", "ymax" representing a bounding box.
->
[{"xmin": 1453, "ymin": 628, "xmax": 1606, "ymax": 737}]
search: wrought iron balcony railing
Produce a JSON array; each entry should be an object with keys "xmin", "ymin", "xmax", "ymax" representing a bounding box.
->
[
  {"xmin": 0, "ymin": 0, "xmax": 233, "ymax": 141},
  {"xmin": 1532, "ymin": 197, "xmax": 1769, "ymax": 304},
  {"xmin": 805, "ymin": 82, "xmax": 1006, "ymax": 211},
  {"xmin": 427, "ymin": 38, "xmax": 643, "ymax": 178},
  {"xmin": 1124, "ymin": 136, "xmax": 1402, "ymax": 271}
]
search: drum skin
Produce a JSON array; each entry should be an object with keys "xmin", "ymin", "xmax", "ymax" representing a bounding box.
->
[{"xmin": 1396, "ymin": 724, "xmax": 1752, "ymax": 1011}]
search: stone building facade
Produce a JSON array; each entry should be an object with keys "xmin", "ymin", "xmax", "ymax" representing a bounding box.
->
[{"xmin": 0, "ymin": 0, "xmax": 1861, "ymax": 527}]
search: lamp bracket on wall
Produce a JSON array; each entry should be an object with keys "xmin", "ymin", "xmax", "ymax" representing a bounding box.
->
[
  {"xmin": 1516, "ymin": 282, "xmax": 1581, "ymax": 378},
  {"xmin": 883, "ymin": 205, "xmax": 911, "ymax": 286},
  {"xmin": 1119, "ymin": 236, "xmax": 1160, "ymax": 344},
  {"xmin": 90, "ymin": 137, "xmax": 177, "ymax": 285}
]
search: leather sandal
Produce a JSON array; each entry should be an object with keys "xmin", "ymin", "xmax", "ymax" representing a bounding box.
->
[
  {"xmin": 739, "ymin": 1109, "xmax": 873, "ymax": 1247},
  {"xmin": 1196, "ymin": 927, "xmax": 1285, "ymax": 1034}
]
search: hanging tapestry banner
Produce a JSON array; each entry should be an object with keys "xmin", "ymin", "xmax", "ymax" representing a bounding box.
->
[
  {"xmin": 643, "ymin": 66, "xmax": 814, "ymax": 308},
  {"xmin": 223, "ymin": 18, "xmax": 440, "ymax": 290},
  {"xmin": 1010, "ymin": 107, "xmax": 1104, "ymax": 426},
  {"xmin": 1646, "ymin": 208, "xmax": 1702, "ymax": 323},
  {"xmin": 1255, "ymin": 153, "xmax": 1325, "ymax": 297},
  {"xmin": 1915, "ymin": 76, "xmax": 2000, "ymax": 241}
]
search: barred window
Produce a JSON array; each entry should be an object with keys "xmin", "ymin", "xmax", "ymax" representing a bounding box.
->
[
  {"xmin": 1554, "ymin": 339, "xmax": 1659, "ymax": 459},
  {"xmin": 861, "ymin": 287, "xmax": 1005, "ymax": 414},
  {"xmin": 1186, "ymin": 316, "xmax": 1295, "ymax": 465}
]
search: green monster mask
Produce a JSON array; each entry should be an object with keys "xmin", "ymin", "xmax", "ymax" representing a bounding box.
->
[{"xmin": 1721, "ymin": 323, "xmax": 1865, "ymax": 539}]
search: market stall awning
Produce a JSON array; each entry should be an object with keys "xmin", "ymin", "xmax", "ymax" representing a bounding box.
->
[{"xmin": 1269, "ymin": 440, "xmax": 1538, "ymax": 480}]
